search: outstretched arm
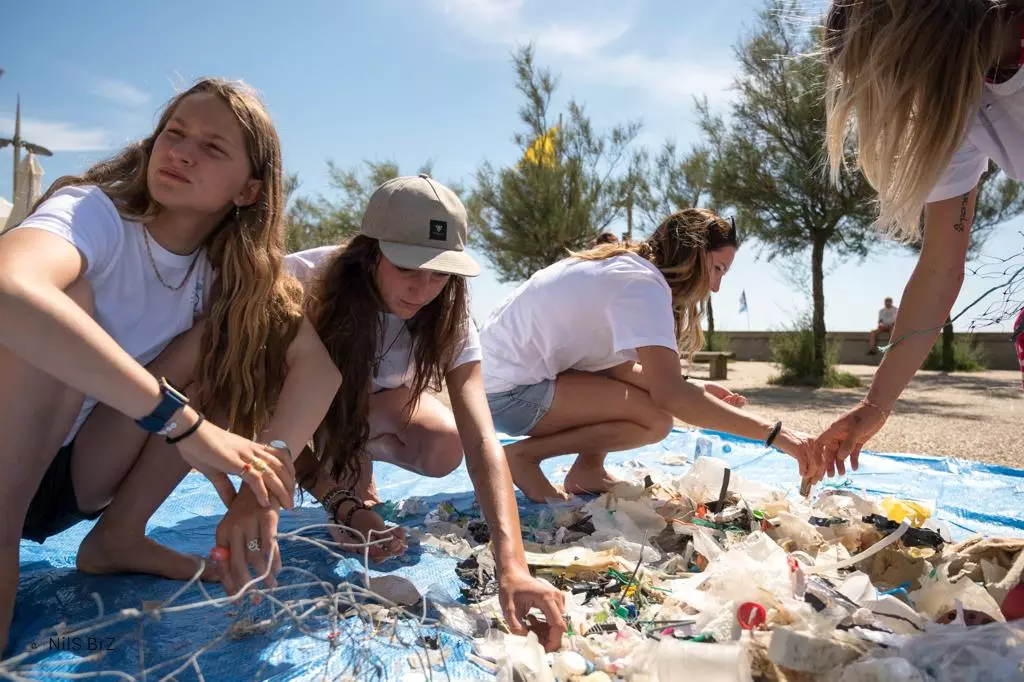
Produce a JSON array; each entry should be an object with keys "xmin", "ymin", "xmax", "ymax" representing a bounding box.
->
[
  {"xmin": 446, "ymin": 361, "xmax": 566, "ymax": 652},
  {"xmin": 815, "ymin": 190, "xmax": 975, "ymax": 477}
]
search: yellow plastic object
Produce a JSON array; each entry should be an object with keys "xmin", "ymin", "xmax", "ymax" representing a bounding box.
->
[{"xmin": 881, "ymin": 497, "xmax": 932, "ymax": 528}]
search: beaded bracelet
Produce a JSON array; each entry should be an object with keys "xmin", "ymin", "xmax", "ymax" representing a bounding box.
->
[{"xmin": 319, "ymin": 486, "xmax": 364, "ymax": 524}]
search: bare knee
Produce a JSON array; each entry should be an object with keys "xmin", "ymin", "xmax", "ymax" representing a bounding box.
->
[
  {"xmin": 415, "ymin": 428, "xmax": 464, "ymax": 478},
  {"xmin": 146, "ymin": 322, "xmax": 206, "ymax": 385},
  {"xmin": 641, "ymin": 410, "xmax": 674, "ymax": 445}
]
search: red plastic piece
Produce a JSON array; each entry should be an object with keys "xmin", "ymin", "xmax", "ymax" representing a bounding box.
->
[
  {"xmin": 737, "ymin": 601, "xmax": 767, "ymax": 630},
  {"xmin": 210, "ymin": 546, "xmax": 230, "ymax": 562},
  {"xmin": 1002, "ymin": 582, "xmax": 1024, "ymax": 621}
]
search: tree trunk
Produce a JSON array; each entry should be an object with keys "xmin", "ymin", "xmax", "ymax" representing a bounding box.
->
[
  {"xmin": 811, "ymin": 238, "xmax": 828, "ymax": 385},
  {"xmin": 706, "ymin": 298, "xmax": 716, "ymax": 351},
  {"xmin": 941, "ymin": 317, "xmax": 955, "ymax": 372}
]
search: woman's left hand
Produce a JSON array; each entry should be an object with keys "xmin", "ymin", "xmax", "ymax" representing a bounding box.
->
[
  {"xmin": 212, "ymin": 486, "xmax": 282, "ymax": 596},
  {"xmin": 703, "ymin": 381, "xmax": 747, "ymax": 407},
  {"xmin": 498, "ymin": 568, "xmax": 566, "ymax": 652}
]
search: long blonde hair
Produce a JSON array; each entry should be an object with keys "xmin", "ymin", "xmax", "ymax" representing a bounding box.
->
[
  {"xmin": 39, "ymin": 78, "xmax": 303, "ymax": 437},
  {"xmin": 823, "ymin": 1, "xmax": 1022, "ymax": 241},
  {"xmin": 573, "ymin": 208, "xmax": 737, "ymax": 359}
]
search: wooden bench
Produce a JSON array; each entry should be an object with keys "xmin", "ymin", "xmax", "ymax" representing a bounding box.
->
[{"xmin": 690, "ymin": 351, "xmax": 735, "ymax": 380}]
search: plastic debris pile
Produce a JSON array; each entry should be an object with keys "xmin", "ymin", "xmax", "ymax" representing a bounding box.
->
[{"xmin": 401, "ymin": 450, "xmax": 1024, "ymax": 681}]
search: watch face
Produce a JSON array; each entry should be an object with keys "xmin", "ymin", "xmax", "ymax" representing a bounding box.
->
[{"xmin": 268, "ymin": 440, "xmax": 287, "ymax": 449}]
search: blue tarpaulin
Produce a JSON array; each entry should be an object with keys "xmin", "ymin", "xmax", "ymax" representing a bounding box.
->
[{"xmin": 8, "ymin": 427, "xmax": 1024, "ymax": 680}]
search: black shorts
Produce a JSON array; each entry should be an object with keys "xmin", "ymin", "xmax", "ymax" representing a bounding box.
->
[{"xmin": 22, "ymin": 439, "xmax": 105, "ymax": 544}]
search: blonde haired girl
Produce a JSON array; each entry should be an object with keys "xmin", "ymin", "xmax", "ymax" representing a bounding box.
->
[
  {"xmin": 819, "ymin": 1, "xmax": 1024, "ymax": 473},
  {"xmin": 0, "ymin": 78, "xmax": 340, "ymax": 654}
]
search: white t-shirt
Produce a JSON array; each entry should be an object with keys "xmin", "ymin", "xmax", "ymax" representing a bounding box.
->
[
  {"xmin": 480, "ymin": 252, "xmax": 679, "ymax": 394},
  {"xmin": 879, "ymin": 306, "xmax": 898, "ymax": 327},
  {"xmin": 284, "ymin": 245, "xmax": 482, "ymax": 391},
  {"xmin": 10, "ymin": 185, "xmax": 212, "ymax": 445},
  {"xmin": 929, "ymin": 68, "xmax": 1024, "ymax": 202}
]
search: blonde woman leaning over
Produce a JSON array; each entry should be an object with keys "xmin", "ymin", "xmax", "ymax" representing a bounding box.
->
[
  {"xmin": 481, "ymin": 209, "xmax": 819, "ymax": 503},
  {"xmin": 817, "ymin": 0, "xmax": 1024, "ymax": 476}
]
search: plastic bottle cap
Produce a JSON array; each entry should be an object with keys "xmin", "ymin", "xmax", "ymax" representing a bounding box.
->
[{"xmin": 737, "ymin": 601, "xmax": 767, "ymax": 630}]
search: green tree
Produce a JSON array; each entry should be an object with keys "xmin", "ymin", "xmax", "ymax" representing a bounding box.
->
[
  {"xmin": 285, "ymin": 160, "xmax": 432, "ymax": 253},
  {"xmin": 696, "ymin": 1, "xmax": 881, "ymax": 385},
  {"xmin": 905, "ymin": 160, "xmax": 1024, "ymax": 371},
  {"xmin": 468, "ymin": 44, "xmax": 642, "ymax": 282}
]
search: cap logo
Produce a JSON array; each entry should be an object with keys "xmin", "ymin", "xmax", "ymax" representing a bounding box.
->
[{"xmin": 429, "ymin": 219, "xmax": 448, "ymax": 242}]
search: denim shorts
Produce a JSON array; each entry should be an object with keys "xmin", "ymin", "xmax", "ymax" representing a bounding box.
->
[{"xmin": 486, "ymin": 379, "xmax": 556, "ymax": 437}]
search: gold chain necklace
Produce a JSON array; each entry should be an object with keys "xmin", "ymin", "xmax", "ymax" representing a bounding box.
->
[{"xmin": 143, "ymin": 228, "xmax": 201, "ymax": 292}]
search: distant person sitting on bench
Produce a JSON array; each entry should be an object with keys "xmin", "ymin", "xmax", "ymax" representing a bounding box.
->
[{"xmin": 868, "ymin": 297, "xmax": 898, "ymax": 354}]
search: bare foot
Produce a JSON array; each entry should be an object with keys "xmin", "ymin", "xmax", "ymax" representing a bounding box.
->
[
  {"xmin": 563, "ymin": 462, "xmax": 620, "ymax": 496},
  {"xmin": 329, "ymin": 505, "xmax": 407, "ymax": 563},
  {"xmin": 506, "ymin": 453, "xmax": 570, "ymax": 503},
  {"xmin": 77, "ymin": 526, "xmax": 217, "ymax": 581}
]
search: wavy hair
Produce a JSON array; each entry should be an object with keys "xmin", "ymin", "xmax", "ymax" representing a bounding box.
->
[
  {"xmin": 38, "ymin": 77, "xmax": 303, "ymax": 436},
  {"xmin": 823, "ymin": 0, "xmax": 1023, "ymax": 240},
  {"xmin": 305, "ymin": 236, "xmax": 470, "ymax": 486},
  {"xmin": 573, "ymin": 208, "xmax": 738, "ymax": 359}
]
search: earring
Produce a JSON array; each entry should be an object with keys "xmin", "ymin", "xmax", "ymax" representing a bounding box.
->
[{"xmin": 234, "ymin": 205, "xmax": 241, "ymax": 221}]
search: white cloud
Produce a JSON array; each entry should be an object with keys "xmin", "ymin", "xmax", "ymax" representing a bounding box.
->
[
  {"xmin": 430, "ymin": 0, "xmax": 731, "ymax": 105},
  {"xmin": 594, "ymin": 53, "xmax": 734, "ymax": 105},
  {"xmin": 0, "ymin": 117, "xmax": 113, "ymax": 151},
  {"xmin": 89, "ymin": 76, "xmax": 150, "ymax": 107}
]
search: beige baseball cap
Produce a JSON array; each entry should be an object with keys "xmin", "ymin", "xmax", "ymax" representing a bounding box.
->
[{"xmin": 361, "ymin": 174, "xmax": 480, "ymax": 277}]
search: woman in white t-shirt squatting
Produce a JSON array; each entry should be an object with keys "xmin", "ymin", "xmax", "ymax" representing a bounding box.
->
[
  {"xmin": 283, "ymin": 175, "xmax": 566, "ymax": 651},
  {"xmin": 480, "ymin": 209, "xmax": 820, "ymax": 503},
  {"xmin": 0, "ymin": 79, "xmax": 341, "ymax": 655},
  {"xmin": 815, "ymin": 1, "xmax": 1024, "ymax": 477}
]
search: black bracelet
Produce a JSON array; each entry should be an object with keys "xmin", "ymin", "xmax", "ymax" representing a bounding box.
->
[
  {"xmin": 765, "ymin": 420, "xmax": 782, "ymax": 448},
  {"xmin": 166, "ymin": 412, "xmax": 205, "ymax": 445}
]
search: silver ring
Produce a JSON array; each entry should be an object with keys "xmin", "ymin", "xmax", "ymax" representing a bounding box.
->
[{"xmin": 247, "ymin": 538, "xmax": 261, "ymax": 552}]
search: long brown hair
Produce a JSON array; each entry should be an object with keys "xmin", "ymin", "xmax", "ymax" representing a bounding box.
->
[
  {"xmin": 823, "ymin": 0, "xmax": 1023, "ymax": 240},
  {"xmin": 573, "ymin": 208, "xmax": 737, "ymax": 359},
  {"xmin": 38, "ymin": 78, "xmax": 303, "ymax": 436},
  {"xmin": 306, "ymin": 236, "xmax": 470, "ymax": 486}
]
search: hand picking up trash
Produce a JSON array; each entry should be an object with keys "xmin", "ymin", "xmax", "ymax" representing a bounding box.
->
[{"xmin": 409, "ymin": 446, "xmax": 1024, "ymax": 681}]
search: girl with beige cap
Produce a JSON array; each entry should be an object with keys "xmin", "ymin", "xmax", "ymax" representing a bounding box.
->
[{"xmin": 283, "ymin": 174, "xmax": 565, "ymax": 650}]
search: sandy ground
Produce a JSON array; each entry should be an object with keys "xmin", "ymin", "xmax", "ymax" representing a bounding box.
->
[{"xmin": 700, "ymin": 361, "xmax": 1024, "ymax": 468}]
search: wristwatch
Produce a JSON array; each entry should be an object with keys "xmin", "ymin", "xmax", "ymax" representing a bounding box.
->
[
  {"xmin": 267, "ymin": 439, "xmax": 293, "ymax": 462},
  {"xmin": 136, "ymin": 377, "xmax": 190, "ymax": 434}
]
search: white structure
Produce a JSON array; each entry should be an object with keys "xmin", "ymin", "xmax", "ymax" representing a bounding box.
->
[
  {"xmin": 0, "ymin": 95, "xmax": 53, "ymax": 232},
  {"xmin": 0, "ymin": 196, "xmax": 11, "ymax": 226},
  {"xmin": 3, "ymin": 152, "xmax": 43, "ymax": 230}
]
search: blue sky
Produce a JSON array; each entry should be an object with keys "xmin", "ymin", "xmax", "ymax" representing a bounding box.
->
[{"xmin": 3, "ymin": 0, "xmax": 1022, "ymax": 333}]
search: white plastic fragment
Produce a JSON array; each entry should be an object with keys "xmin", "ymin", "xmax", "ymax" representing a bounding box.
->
[
  {"xmin": 766, "ymin": 628, "xmax": 864, "ymax": 673},
  {"xmin": 551, "ymin": 651, "xmax": 588, "ymax": 679},
  {"xmin": 806, "ymin": 521, "xmax": 910, "ymax": 574},
  {"xmin": 838, "ymin": 657, "xmax": 926, "ymax": 682},
  {"xmin": 653, "ymin": 638, "xmax": 752, "ymax": 682}
]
